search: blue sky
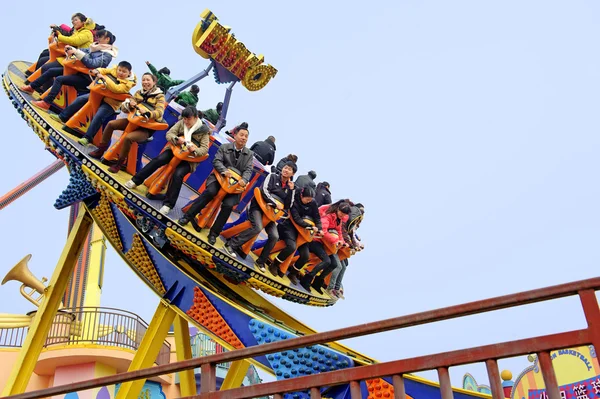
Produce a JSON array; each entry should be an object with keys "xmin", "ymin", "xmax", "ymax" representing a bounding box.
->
[{"xmin": 0, "ymin": 0, "xmax": 599, "ymax": 390}]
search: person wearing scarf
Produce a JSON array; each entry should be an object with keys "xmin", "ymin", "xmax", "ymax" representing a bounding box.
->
[
  {"xmin": 125, "ymin": 106, "xmax": 210, "ymax": 215},
  {"xmin": 89, "ymin": 72, "xmax": 166, "ymax": 173}
]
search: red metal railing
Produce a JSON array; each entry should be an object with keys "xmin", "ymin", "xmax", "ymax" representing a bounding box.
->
[{"xmin": 3, "ymin": 277, "xmax": 599, "ymax": 399}]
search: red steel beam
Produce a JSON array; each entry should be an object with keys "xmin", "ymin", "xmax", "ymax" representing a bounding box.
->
[
  {"xmin": 184, "ymin": 329, "xmax": 590, "ymax": 399},
  {"xmin": 537, "ymin": 351, "xmax": 560, "ymax": 399},
  {"xmin": 579, "ymin": 290, "xmax": 600, "ymax": 351},
  {"xmin": 485, "ymin": 359, "xmax": 504, "ymax": 399},
  {"xmin": 4, "ymin": 276, "xmax": 599, "ymax": 399}
]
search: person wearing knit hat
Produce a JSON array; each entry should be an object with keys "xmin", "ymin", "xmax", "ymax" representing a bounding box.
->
[
  {"xmin": 223, "ymin": 162, "xmax": 297, "ymax": 271},
  {"xmin": 295, "ymin": 170, "xmax": 317, "ymax": 190}
]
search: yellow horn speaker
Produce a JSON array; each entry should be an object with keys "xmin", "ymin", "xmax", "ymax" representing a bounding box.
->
[{"xmin": 2, "ymin": 254, "xmax": 47, "ymax": 307}]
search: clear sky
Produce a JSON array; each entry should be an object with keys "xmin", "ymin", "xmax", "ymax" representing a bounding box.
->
[{"xmin": 0, "ymin": 0, "xmax": 599, "ymax": 390}]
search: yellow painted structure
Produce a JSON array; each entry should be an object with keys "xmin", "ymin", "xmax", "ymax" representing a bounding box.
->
[
  {"xmin": 173, "ymin": 315, "xmax": 196, "ymax": 396},
  {"xmin": 511, "ymin": 346, "xmax": 600, "ymax": 399},
  {"xmin": 83, "ymin": 224, "xmax": 106, "ymax": 308},
  {"xmin": 220, "ymin": 360, "xmax": 251, "ymax": 391},
  {"xmin": 115, "ymin": 301, "xmax": 176, "ymax": 399},
  {"xmin": 1, "ymin": 207, "xmax": 93, "ymax": 396}
]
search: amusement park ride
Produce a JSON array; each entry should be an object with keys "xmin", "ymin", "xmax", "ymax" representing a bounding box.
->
[{"xmin": 0, "ymin": 8, "xmax": 599, "ymax": 399}]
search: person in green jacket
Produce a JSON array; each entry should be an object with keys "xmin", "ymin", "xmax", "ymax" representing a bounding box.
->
[
  {"xmin": 202, "ymin": 102, "xmax": 223, "ymax": 125},
  {"xmin": 145, "ymin": 61, "xmax": 185, "ymax": 93},
  {"xmin": 175, "ymin": 85, "xmax": 199, "ymax": 107}
]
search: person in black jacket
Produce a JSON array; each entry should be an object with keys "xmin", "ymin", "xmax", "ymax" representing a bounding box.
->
[
  {"xmin": 315, "ymin": 182, "xmax": 332, "ymax": 207},
  {"xmin": 273, "ymin": 154, "xmax": 298, "ymax": 173},
  {"xmin": 269, "ymin": 187, "xmax": 323, "ymax": 282},
  {"xmin": 295, "ymin": 171, "xmax": 317, "ymax": 190},
  {"xmin": 224, "ymin": 161, "xmax": 297, "ymax": 270},
  {"xmin": 250, "ymin": 136, "xmax": 276, "ymax": 166},
  {"xmin": 178, "ymin": 127, "xmax": 254, "ymax": 245}
]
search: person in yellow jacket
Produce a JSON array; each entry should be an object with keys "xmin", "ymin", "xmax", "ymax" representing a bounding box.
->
[
  {"xmin": 53, "ymin": 13, "xmax": 96, "ymax": 49},
  {"xmin": 47, "ymin": 61, "xmax": 136, "ymax": 144},
  {"xmin": 89, "ymin": 72, "xmax": 166, "ymax": 173}
]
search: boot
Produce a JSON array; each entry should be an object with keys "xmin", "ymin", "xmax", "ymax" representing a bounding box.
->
[
  {"xmin": 108, "ymin": 158, "xmax": 125, "ymax": 174},
  {"xmin": 89, "ymin": 144, "xmax": 109, "ymax": 159},
  {"xmin": 287, "ymin": 267, "xmax": 300, "ymax": 285},
  {"xmin": 268, "ymin": 258, "xmax": 281, "ymax": 277},
  {"xmin": 311, "ymin": 276, "xmax": 325, "ymax": 295},
  {"xmin": 299, "ymin": 274, "xmax": 313, "ymax": 292}
]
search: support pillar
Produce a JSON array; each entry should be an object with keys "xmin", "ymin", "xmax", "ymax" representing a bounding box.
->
[
  {"xmin": 115, "ymin": 300, "xmax": 176, "ymax": 399},
  {"xmin": 174, "ymin": 315, "xmax": 196, "ymax": 396},
  {"xmin": 220, "ymin": 359, "xmax": 251, "ymax": 390},
  {"xmin": 1, "ymin": 206, "xmax": 93, "ymax": 396}
]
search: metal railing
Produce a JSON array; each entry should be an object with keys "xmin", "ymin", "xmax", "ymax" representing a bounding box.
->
[
  {"xmin": 190, "ymin": 332, "xmax": 263, "ymax": 385},
  {"xmin": 0, "ymin": 307, "xmax": 171, "ymax": 366},
  {"xmin": 4, "ymin": 277, "xmax": 599, "ymax": 399}
]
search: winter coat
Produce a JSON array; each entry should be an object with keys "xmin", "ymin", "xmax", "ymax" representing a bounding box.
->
[
  {"xmin": 275, "ymin": 157, "xmax": 293, "ymax": 174},
  {"xmin": 56, "ymin": 18, "xmax": 96, "ymax": 49},
  {"xmin": 121, "ymin": 86, "xmax": 166, "ymax": 122},
  {"xmin": 259, "ymin": 172, "xmax": 294, "ymax": 209},
  {"xmin": 165, "ymin": 119, "xmax": 211, "ymax": 173},
  {"xmin": 202, "ymin": 108, "xmax": 219, "ymax": 125},
  {"xmin": 315, "ymin": 206, "xmax": 347, "ymax": 246},
  {"xmin": 146, "ymin": 63, "xmax": 185, "ymax": 93},
  {"xmin": 175, "ymin": 91, "xmax": 198, "ymax": 107},
  {"xmin": 206, "ymin": 143, "xmax": 254, "ymax": 188},
  {"xmin": 315, "ymin": 183, "xmax": 332, "ymax": 207},
  {"xmin": 95, "ymin": 65, "xmax": 137, "ymax": 111},
  {"xmin": 294, "ymin": 174, "xmax": 316, "ymax": 191},
  {"xmin": 250, "ymin": 138, "xmax": 276, "ymax": 166},
  {"xmin": 73, "ymin": 43, "xmax": 118, "ymax": 69},
  {"xmin": 342, "ymin": 206, "xmax": 363, "ymax": 249},
  {"xmin": 286, "ymin": 191, "xmax": 322, "ymax": 231}
]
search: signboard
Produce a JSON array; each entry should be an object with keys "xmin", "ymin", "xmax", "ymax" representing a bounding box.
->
[{"xmin": 192, "ymin": 9, "xmax": 278, "ymax": 91}]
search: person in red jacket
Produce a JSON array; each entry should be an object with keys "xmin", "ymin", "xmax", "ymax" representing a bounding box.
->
[{"xmin": 298, "ymin": 200, "xmax": 351, "ymax": 293}]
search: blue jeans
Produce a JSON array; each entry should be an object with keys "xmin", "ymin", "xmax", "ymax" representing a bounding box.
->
[
  {"xmin": 59, "ymin": 94, "xmax": 89, "ymax": 121},
  {"xmin": 44, "ymin": 74, "xmax": 91, "ymax": 104},
  {"xmin": 83, "ymin": 103, "xmax": 116, "ymax": 141},
  {"xmin": 328, "ymin": 255, "xmax": 347, "ymax": 290}
]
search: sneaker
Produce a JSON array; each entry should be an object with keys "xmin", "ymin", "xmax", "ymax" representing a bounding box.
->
[
  {"xmin": 207, "ymin": 234, "xmax": 217, "ymax": 245},
  {"xmin": 48, "ymin": 113, "xmax": 64, "ymax": 123},
  {"xmin": 19, "ymin": 85, "xmax": 34, "ymax": 94},
  {"xmin": 78, "ymin": 137, "xmax": 90, "ymax": 146},
  {"xmin": 125, "ymin": 180, "xmax": 137, "ymax": 189},
  {"xmin": 178, "ymin": 216, "xmax": 190, "ymax": 226},
  {"xmin": 255, "ymin": 259, "xmax": 267, "ymax": 272},
  {"xmin": 222, "ymin": 243, "xmax": 237, "ymax": 258},
  {"xmin": 32, "ymin": 100, "xmax": 51, "ymax": 111},
  {"xmin": 159, "ymin": 205, "xmax": 171, "ymax": 215},
  {"xmin": 337, "ymin": 290, "xmax": 345, "ymax": 300}
]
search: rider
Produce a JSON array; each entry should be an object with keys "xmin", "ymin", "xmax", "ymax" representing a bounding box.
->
[
  {"xmin": 328, "ymin": 203, "xmax": 365, "ymax": 298},
  {"xmin": 315, "ymin": 181, "xmax": 332, "ymax": 207},
  {"xmin": 298, "ymin": 200, "xmax": 351, "ymax": 293},
  {"xmin": 25, "ymin": 30, "xmax": 118, "ymax": 110},
  {"xmin": 125, "ymin": 107, "xmax": 211, "ymax": 215},
  {"xmin": 274, "ymin": 154, "xmax": 298, "ymax": 173},
  {"xmin": 88, "ymin": 72, "xmax": 166, "ymax": 173},
  {"xmin": 175, "ymin": 85, "xmax": 199, "ymax": 107},
  {"xmin": 250, "ymin": 136, "xmax": 276, "ymax": 166},
  {"xmin": 271, "ymin": 186, "xmax": 323, "ymax": 282},
  {"xmin": 49, "ymin": 60, "xmax": 135, "ymax": 133},
  {"xmin": 178, "ymin": 127, "xmax": 254, "ymax": 244},
  {"xmin": 145, "ymin": 61, "xmax": 185, "ymax": 93},
  {"xmin": 295, "ymin": 170, "xmax": 317, "ymax": 190},
  {"xmin": 202, "ymin": 102, "xmax": 223, "ymax": 125},
  {"xmin": 223, "ymin": 161, "xmax": 297, "ymax": 269}
]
